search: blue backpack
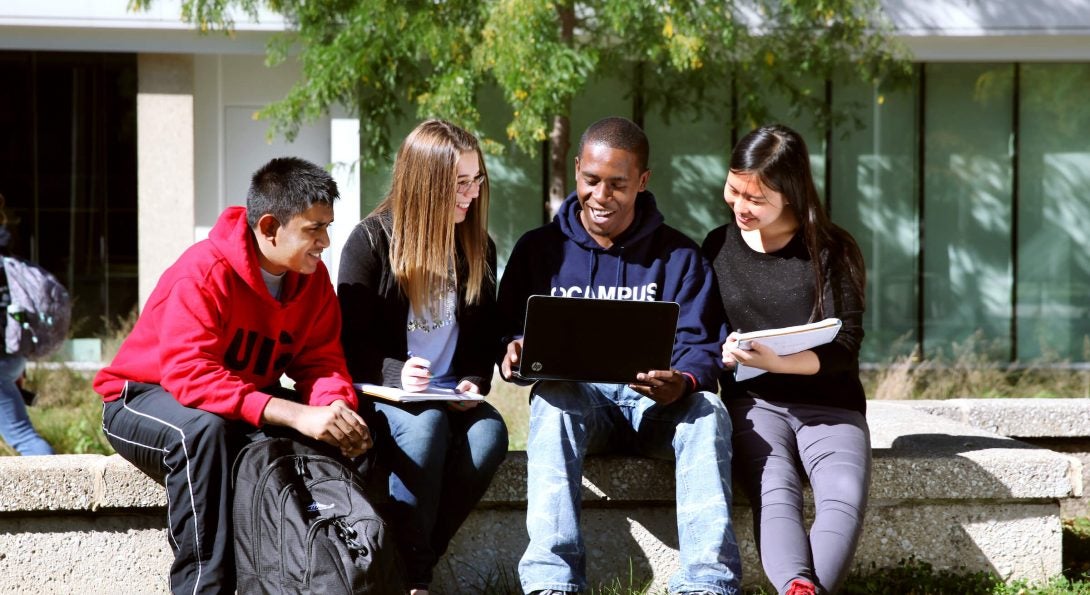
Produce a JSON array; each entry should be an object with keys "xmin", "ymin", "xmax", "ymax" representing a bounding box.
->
[{"xmin": 1, "ymin": 256, "xmax": 71, "ymax": 359}]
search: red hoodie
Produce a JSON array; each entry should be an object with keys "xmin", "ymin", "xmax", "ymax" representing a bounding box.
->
[{"xmin": 94, "ymin": 206, "xmax": 358, "ymax": 426}]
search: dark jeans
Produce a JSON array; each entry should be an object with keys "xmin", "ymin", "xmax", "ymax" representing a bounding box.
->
[{"xmin": 369, "ymin": 399, "xmax": 509, "ymax": 589}]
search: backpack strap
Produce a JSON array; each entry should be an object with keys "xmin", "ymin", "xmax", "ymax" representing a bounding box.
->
[{"xmin": 0, "ymin": 258, "xmax": 9, "ymax": 334}]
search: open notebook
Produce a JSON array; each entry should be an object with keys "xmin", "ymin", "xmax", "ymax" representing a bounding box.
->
[{"xmin": 354, "ymin": 383, "xmax": 485, "ymax": 403}]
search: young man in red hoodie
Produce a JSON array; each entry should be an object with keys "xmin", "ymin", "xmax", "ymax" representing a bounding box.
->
[{"xmin": 95, "ymin": 157, "xmax": 371, "ymax": 594}]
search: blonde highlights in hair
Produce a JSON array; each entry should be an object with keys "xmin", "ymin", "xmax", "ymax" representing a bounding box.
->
[{"xmin": 373, "ymin": 119, "xmax": 492, "ymax": 312}]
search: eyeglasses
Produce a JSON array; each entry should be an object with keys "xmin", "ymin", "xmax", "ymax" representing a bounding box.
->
[{"xmin": 456, "ymin": 173, "xmax": 487, "ymax": 194}]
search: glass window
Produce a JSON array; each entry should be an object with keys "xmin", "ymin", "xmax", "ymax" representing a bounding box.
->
[
  {"xmin": 922, "ymin": 63, "xmax": 1015, "ymax": 360},
  {"xmin": 757, "ymin": 78, "xmax": 828, "ymax": 201},
  {"xmin": 475, "ymin": 85, "xmax": 542, "ymax": 274},
  {"xmin": 0, "ymin": 51, "xmax": 138, "ymax": 337},
  {"xmin": 643, "ymin": 108, "xmax": 732, "ymax": 244},
  {"xmin": 1017, "ymin": 64, "xmax": 1090, "ymax": 361},
  {"xmin": 831, "ymin": 70, "xmax": 920, "ymax": 362}
]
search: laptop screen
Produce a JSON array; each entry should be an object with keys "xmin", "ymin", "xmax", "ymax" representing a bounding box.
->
[{"xmin": 516, "ymin": 296, "xmax": 680, "ymax": 384}]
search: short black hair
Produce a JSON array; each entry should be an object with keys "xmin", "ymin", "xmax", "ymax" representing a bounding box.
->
[
  {"xmin": 245, "ymin": 157, "xmax": 339, "ymax": 228},
  {"xmin": 578, "ymin": 116, "xmax": 650, "ymax": 172}
]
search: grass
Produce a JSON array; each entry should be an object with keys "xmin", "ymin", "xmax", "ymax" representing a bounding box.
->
[
  {"xmin": 459, "ymin": 557, "xmax": 1090, "ymax": 594},
  {"xmin": 486, "ymin": 375, "xmax": 532, "ymax": 449},
  {"xmin": 0, "ymin": 363, "xmax": 111, "ymax": 456}
]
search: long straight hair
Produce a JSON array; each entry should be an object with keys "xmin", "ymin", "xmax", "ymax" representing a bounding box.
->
[
  {"xmin": 372, "ymin": 119, "xmax": 492, "ymax": 312},
  {"xmin": 729, "ymin": 124, "xmax": 866, "ymax": 320}
]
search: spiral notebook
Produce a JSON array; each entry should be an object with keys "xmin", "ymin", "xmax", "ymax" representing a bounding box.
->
[{"xmin": 733, "ymin": 318, "xmax": 842, "ymax": 381}]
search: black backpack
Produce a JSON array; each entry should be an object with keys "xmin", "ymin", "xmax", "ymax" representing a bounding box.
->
[{"xmin": 232, "ymin": 437, "xmax": 404, "ymax": 594}]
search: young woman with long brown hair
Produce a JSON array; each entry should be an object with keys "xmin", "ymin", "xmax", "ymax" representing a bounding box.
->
[{"xmin": 338, "ymin": 119, "xmax": 508, "ymax": 595}]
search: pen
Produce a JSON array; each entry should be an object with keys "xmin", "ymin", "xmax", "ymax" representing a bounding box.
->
[{"xmin": 407, "ymin": 350, "xmax": 431, "ymax": 374}]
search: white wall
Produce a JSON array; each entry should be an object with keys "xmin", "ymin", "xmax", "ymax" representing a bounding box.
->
[
  {"xmin": 193, "ymin": 54, "xmax": 336, "ymax": 238},
  {"xmin": 190, "ymin": 54, "xmax": 362, "ymax": 286},
  {"xmin": 882, "ymin": 0, "xmax": 1090, "ymax": 60}
]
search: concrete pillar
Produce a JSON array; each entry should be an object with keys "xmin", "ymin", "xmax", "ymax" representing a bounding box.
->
[{"xmin": 136, "ymin": 54, "xmax": 195, "ymax": 310}]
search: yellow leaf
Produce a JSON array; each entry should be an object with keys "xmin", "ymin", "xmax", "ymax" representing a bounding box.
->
[
  {"xmin": 764, "ymin": 51, "xmax": 775, "ymax": 67},
  {"xmin": 877, "ymin": 94, "xmax": 886, "ymax": 105},
  {"xmin": 663, "ymin": 16, "xmax": 674, "ymax": 39}
]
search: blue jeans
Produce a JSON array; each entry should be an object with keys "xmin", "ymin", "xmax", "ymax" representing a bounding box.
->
[
  {"xmin": 0, "ymin": 355, "xmax": 52, "ymax": 455},
  {"xmin": 370, "ymin": 399, "xmax": 509, "ymax": 588},
  {"xmin": 518, "ymin": 382, "xmax": 741, "ymax": 595}
]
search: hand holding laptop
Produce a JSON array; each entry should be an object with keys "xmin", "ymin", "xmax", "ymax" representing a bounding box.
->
[
  {"xmin": 629, "ymin": 369, "xmax": 688, "ymax": 406},
  {"xmin": 500, "ymin": 338, "xmax": 525, "ymax": 382}
]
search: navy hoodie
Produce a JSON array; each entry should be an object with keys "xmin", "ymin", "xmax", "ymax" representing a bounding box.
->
[{"xmin": 497, "ymin": 191, "xmax": 722, "ymax": 392}]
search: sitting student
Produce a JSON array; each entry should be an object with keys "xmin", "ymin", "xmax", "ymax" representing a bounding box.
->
[
  {"xmin": 95, "ymin": 157, "xmax": 371, "ymax": 595},
  {"xmin": 498, "ymin": 116, "xmax": 741, "ymax": 595},
  {"xmin": 703, "ymin": 124, "xmax": 870, "ymax": 595},
  {"xmin": 337, "ymin": 119, "xmax": 508, "ymax": 595}
]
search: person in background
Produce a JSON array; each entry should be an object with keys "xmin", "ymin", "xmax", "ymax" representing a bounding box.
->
[
  {"xmin": 337, "ymin": 119, "xmax": 508, "ymax": 595},
  {"xmin": 702, "ymin": 124, "xmax": 870, "ymax": 595},
  {"xmin": 0, "ymin": 194, "xmax": 53, "ymax": 456}
]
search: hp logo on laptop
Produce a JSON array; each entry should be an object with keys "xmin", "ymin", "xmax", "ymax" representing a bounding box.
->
[{"xmin": 531, "ymin": 362, "xmax": 543, "ymax": 372}]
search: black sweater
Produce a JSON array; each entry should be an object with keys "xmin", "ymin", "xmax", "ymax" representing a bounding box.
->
[
  {"xmin": 702, "ymin": 222, "xmax": 867, "ymax": 413},
  {"xmin": 337, "ymin": 213, "xmax": 501, "ymax": 395}
]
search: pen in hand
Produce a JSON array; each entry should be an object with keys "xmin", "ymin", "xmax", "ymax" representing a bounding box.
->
[{"xmin": 403, "ymin": 350, "xmax": 432, "ymax": 392}]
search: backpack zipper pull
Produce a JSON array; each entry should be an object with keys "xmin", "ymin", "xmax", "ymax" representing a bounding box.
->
[{"xmin": 333, "ymin": 519, "xmax": 367, "ymax": 554}]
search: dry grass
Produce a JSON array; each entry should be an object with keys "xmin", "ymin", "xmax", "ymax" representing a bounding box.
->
[
  {"xmin": 867, "ymin": 332, "xmax": 1090, "ymax": 400},
  {"xmin": 100, "ymin": 308, "xmax": 139, "ymax": 364},
  {"xmin": 487, "ymin": 372, "xmax": 532, "ymax": 450}
]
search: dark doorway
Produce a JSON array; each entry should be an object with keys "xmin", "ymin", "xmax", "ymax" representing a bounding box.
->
[{"xmin": 0, "ymin": 51, "xmax": 138, "ymax": 338}]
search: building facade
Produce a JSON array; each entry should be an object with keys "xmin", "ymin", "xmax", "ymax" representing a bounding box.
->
[{"xmin": 1, "ymin": 0, "xmax": 1088, "ymax": 364}]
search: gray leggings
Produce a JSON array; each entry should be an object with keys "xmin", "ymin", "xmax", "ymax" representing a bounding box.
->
[{"xmin": 728, "ymin": 398, "xmax": 871, "ymax": 595}]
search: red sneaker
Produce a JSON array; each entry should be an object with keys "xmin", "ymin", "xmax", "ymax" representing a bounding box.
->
[{"xmin": 786, "ymin": 579, "xmax": 817, "ymax": 595}]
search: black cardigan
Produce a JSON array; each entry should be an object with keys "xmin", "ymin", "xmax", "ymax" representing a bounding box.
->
[{"xmin": 337, "ymin": 213, "xmax": 501, "ymax": 395}]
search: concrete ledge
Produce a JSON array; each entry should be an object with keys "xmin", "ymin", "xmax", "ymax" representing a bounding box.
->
[
  {"xmin": 0, "ymin": 401, "xmax": 1081, "ymax": 594},
  {"xmin": 906, "ymin": 398, "xmax": 1090, "ymax": 517},
  {"xmin": 907, "ymin": 398, "xmax": 1090, "ymax": 439}
]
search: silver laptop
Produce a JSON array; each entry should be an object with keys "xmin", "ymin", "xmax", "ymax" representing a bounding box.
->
[{"xmin": 514, "ymin": 296, "xmax": 680, "ymax": 384}]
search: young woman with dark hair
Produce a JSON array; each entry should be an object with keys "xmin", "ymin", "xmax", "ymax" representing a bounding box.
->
[{"xmin": 702, "ymin": 124, "xmax": 869, "ymax": 595}]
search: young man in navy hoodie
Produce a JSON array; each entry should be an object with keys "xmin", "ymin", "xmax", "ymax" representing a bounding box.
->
[
  {"xmin": 498, "ymin": 117, "xmax": 741, "ymax": 595},
  {"xmin": 95, "ymin": 157, "xmax": 371, "ymax": 594}
]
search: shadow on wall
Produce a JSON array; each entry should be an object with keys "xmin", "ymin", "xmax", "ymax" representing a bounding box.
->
[{"xmin": 862, "ymin": 431, "xmax": 1061, "ymax": 582}]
